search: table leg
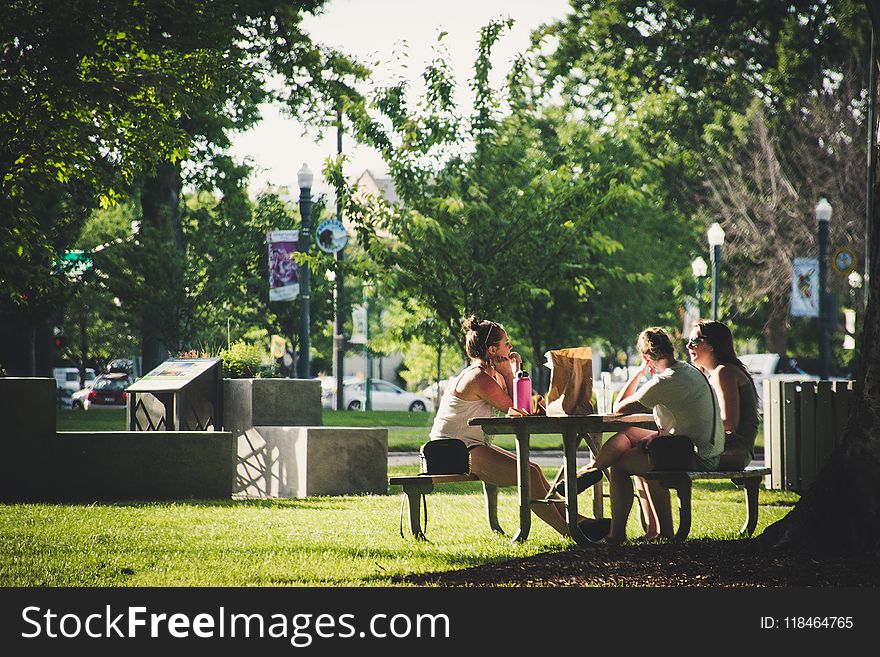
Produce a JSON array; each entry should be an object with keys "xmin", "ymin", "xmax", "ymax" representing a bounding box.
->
[
  {"xmin": 563, "ymin": 428, "xmax": 593, "ymax": 546},
  {"xmin": 512, "ymin": 428, "xmax": 531, "ymax": 542},
  {"xmin": 586, "ymin": 432, "xmax": 604, "ymax": 519}
]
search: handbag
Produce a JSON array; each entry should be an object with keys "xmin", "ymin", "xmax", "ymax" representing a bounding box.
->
[
  {"xmin": 419, "ymin": 439, "xmax": 470, "ymax": 475},
  {"xmin": 646, "ymin": 364, "xmax": 716, "ymax": 472},
  {"xmin": 646, "ymin": 434, "xmax": 696, "ymax": 471}
]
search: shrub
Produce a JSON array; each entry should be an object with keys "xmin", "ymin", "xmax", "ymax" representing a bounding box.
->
[{"xmin": 220, "ymin": 341, "xmax": 278, "ymax": 378}]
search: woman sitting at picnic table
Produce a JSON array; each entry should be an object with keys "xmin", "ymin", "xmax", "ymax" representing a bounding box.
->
[
  {"xmin": 686, "ymin": 319, "xmax": 760, "ymax": 471},
  {"xmin": 428, "ymin": 315, "xmax": 608, "ymax": 539},
  {"xmin": 555, "ymin": 326, "xmax": 723, "ymax": 543}
]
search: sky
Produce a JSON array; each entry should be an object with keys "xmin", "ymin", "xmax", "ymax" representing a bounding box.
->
[{"xmin": 227, "ymin": 0, "xmax": 572, "ymax": 197}]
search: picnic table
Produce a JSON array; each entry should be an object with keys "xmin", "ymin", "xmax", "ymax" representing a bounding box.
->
[{"xmin": 468, "ymin": 413, "xmax": 656, "ymax": 546}]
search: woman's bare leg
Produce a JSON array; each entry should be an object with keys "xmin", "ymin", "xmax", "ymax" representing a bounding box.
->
[
  {"xmin": 607, "ymin": 447, "xmax": 653, "ymax": 542},
  {"xmin": 644, "ymin": 479, "xmax": 675, "ymax": 538},
  {"xmin": 469, "ymin": 444, "xmax": 573, "ymax": 536},
  {"xmin": 633, "ymin": 476, "xmax": 659, "ymax": 539}
]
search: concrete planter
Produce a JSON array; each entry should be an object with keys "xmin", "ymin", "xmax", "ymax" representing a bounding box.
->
[{"xmin": 225, "ymin": 378, "xmax": 388, "ymax": 498}]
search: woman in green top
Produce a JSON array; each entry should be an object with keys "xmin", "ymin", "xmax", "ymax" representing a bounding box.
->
[{"xmin": 686, "ymin": 320, "xmax": 760, "ymax": 471}]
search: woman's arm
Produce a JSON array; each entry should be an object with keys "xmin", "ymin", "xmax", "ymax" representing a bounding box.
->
[
  {"xmin": 714, "ymin": 365, "xmax": 740, "ymax": 434},
  {"xmin": 459, "ymin": 352, "xmax": 522, "ymax": 415},
  {"xmin": 612, "ymin": 363, "xmax": 651, "ymax": 413}
]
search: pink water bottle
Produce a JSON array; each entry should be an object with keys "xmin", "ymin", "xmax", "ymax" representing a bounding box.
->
[{"xmin": 513, "ymin": 370, "xmax": 532, "ymax": 414}]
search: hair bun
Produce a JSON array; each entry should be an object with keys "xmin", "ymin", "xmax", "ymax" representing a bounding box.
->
[{"xmin": 462, "ymin": 314, "xmax": 482, "ymax": 333}]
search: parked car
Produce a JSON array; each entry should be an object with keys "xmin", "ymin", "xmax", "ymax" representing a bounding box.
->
[
  {"xmin": 327, "ymin": 378, "xmax": 434, "ymax": 412},
  {"xmin": 70, "ymin": 372, "xmax": 131, "ymax": 410},
  {"xmin": 53, "ymin": 367, "xmax": 96, "ymax": 408},
  {"xmin": 418, "ymin": 379, "xmax": 449, "ymax": 405}
]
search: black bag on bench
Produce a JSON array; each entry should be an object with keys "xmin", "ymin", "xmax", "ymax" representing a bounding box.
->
[
  {"xmin": 646, "ymin": 434, "xmax": 696, "ymax": 471},
  {"xmin": 419, "ymin": 439, "xmax": 470, "ymax": 475}
]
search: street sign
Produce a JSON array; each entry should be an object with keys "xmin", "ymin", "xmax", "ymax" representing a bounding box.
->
[
  {"xmin": 315, "ymin": 219, "xmax": 348, "ymax": 254},
  {"xmin": 52, "ymin": 250, "xmax": 93, "ymax": 277},
  {"xmin": 832, "ymin": 247, "xmax": 856, "ymax": 275}
]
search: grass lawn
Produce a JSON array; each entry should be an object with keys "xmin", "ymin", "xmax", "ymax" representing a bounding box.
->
[{"xmin": 0, "ymin": 462, "xmax": 798, "ymax": 587}]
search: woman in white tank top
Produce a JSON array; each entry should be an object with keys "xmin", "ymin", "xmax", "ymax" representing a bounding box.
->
[{"xmin": 428, "ymin": 315, "xmax": 602, "ymax": 538}]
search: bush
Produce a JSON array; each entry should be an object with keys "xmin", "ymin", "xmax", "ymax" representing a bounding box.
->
[{"xmin": 220, "ymin": 341, "xmax": 278, "ymax": 379}]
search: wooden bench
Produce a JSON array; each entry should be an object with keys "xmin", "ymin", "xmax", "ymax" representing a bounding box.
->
[
  {"xmin": 389, "ymin": 474, "xmax": 504, "ymax": 540},
  {"xmin": 642, "ymin": 466, "xmax": 771, "ymax": 542}
]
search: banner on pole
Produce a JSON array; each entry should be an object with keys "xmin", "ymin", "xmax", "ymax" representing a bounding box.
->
[
  {"xmin": 349, "ymin": 304, "xmax": 367, "ymax": 344},
  {"xmin": 791, "ymin": 257, "xmax": 819, "ymax": 317},
  {"xmin": 267, "ymin": 230, "xmax": 299, "ymax": 301}
]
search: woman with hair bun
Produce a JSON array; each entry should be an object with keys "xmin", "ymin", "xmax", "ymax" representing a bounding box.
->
[{"xmin": 428, "ymin": 315, "xmax": 607, "ymax": 538}]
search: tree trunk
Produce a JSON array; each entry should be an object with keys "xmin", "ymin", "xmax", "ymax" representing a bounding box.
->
[
  {"xmin": 764, "ymin": 288, "xmax": 790, "ymax": 357},
  {"xmin": 139, "ymin": 160, "xmax": 184, "ymax": 372},
  {"xmin": 761, "ymin": 8, "xmax": 880, "ymax": 554}
]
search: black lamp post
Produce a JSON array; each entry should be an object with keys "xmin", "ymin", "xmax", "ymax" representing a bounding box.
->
[
  {"xmin": 816, "ymin": 197, "xmax": 832, "ymax": 380},
  {"xmin": 707, "ymin": 222, "xmax": 725, "ymax": 321},
  {"xmin": 363, "ymin": 280, "xmax": 373, "ymax": 411},
  {"xmin": 691, "ymin": 256, "xmax": 708, "ymax": 318},
  {"xmin": 297, "ymin": 163, "xmax": 313, "ymax": 379}
]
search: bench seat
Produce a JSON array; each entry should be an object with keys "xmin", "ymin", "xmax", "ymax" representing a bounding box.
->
[
  {"xmin": 642, "ymin": 466, "xmax": 770, "ymax": 542},
  {"xmin": 389, "ymin": 474, "xmax": 503, "ymax": 540}
]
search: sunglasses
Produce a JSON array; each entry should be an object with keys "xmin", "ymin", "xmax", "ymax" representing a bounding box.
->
[{"xmin": 686, "ymin": 336, "xmax": 704, "ymax": 349}]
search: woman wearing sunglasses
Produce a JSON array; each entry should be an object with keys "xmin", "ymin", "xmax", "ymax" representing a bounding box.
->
[
  {"xmin": 428, "ymin": 315, "xmax": 608, "ymax": 538},
  {"xmin": 686, "ymin": 320, "xmax": 760, "ymax": 471}
]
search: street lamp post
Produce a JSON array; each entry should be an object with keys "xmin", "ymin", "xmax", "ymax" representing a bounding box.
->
[
  {"xmin": 816, "ymin": 197, "xmax": 833, "ymax": 380},
  {"xmin": 363, "ymin": 281, "xmax": 373, "ymax": 411},
  {"xmin": 707, "ymin": 223, "xmax": 725, "ymax": 321},
  {"xmin": 325, "ymin": 269, "xmax": 342, "ymax": 408},
  {"xmin": 691, "ymin": 256, "xmax": 708, "ymax": 318},
  {"xmin": 297, "ymin": 163, "xmax": 313, "ymax": 379}
]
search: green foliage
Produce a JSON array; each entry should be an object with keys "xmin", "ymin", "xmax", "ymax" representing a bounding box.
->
[
  {"xmin": 533, "ymin": 0, "xmax": 869, "ymax": 357},
  {"xmin": 337, "ymin": 18, "xmax": 695, "ymax": 389},
  {"xmin": 220, "ymin": 340, "xmax": 276, "ymax": 379}
]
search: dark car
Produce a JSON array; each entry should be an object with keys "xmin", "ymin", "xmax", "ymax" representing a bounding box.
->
[{"xmin": 70, "ymin": 372, "xmax": 131, "ymax": 410}]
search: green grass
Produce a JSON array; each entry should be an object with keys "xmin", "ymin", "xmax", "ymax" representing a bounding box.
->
[
  {"xmin": 57, "ymin": 408, "xmax": 127, "ymax": 432},
  {"xmin": 0, "ymin": 465, "xmax": 799, "ymax": 586}
]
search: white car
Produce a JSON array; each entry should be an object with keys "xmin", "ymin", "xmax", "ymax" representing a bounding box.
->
[
  {"xmin": 418, "ymin": 379, "xmax": 449, "ymax": 405},
  {"xmin": 53, "ymin": 367, "xmax": 96, "ymax": 407},
  {"xmin": 331, "ymin": 378, "xmax": 433, "ymax": 412}
]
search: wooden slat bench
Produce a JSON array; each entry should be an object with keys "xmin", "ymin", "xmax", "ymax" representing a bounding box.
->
[
  {"xmin": 642, "ymin": 466, "xmax": 771, "ymax": 542},
  {"xmin": 389, "ymin": 474, "xmax": 504, "ymax": 540}
]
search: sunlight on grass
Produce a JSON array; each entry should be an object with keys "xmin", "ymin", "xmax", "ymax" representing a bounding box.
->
[{"xmin": 1, "ymin": 462, "xmax": 796, "ymax": 587}]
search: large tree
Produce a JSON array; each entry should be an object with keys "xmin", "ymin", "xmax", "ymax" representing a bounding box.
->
[
  {"xmin": 342, "ymin": 20, "xmax": 692, "ymax": 388},
  {"xmin": 1, "ymin": 0, "xmax": 366, "ymax": 374},
  {"xmin": 535, "ymin": 0, "xmax": 869, "ymax": 353}
]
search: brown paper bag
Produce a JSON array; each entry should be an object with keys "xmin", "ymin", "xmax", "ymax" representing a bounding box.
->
[{"xmin": 544, "ymin": 347, "xmax": 594, "ymax": 416}]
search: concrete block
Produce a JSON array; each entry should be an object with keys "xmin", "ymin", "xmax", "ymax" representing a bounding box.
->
[
  {"xmin": 0, "ymin": 378, "xmax": 56, "ymax": 498},
  {"xmin": 40, "ymin": 431, "xmax": 234, "ymax": 501},
  {"xmin": 236, "ymin": 426, "xmax": 387, "ymax": 498},
  {"xmin": 224, "ymin": 378, "xmax": 322, "ymax": 429}
]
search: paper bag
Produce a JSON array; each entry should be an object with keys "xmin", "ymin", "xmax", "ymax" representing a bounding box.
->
[{"xmin": 544, "ymin": 347, "xmax": 594, "ymax": 416}]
